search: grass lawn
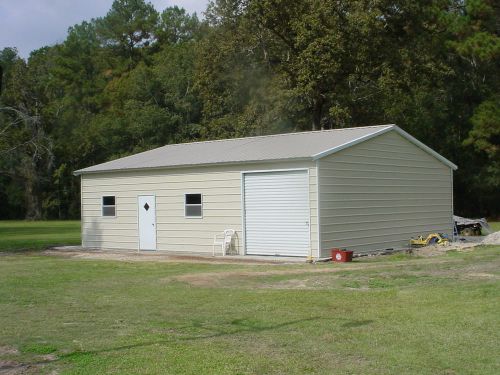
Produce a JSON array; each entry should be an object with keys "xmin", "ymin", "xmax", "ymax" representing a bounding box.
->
[
  {"xmin": 488, "ymin": 221, "xmax": 500, "ymax": 232},
  {"xmin": 0, "ymin": 245, "xmax": 499, "ymax": 374},
  {"xmin": 0, "ymin": 220, "xmax": 80, "ymax": 251}
]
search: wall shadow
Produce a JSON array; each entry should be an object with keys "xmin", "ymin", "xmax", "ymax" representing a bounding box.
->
[{"xmin": 57, "ymin": 316, "xmax": 322, "ymax": 360}]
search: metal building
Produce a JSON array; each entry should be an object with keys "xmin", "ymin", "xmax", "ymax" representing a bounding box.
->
[{"xmin": 75, "ymin": 124, "xmax": 457, "ymax": 258}]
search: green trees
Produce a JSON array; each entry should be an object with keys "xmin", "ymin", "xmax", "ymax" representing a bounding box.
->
[
  {"xmin": 0, "ymin": 48, "xmax": 55, "ymax": 219},
  {"xmin": 445, "ymin": 0, "xmax": 499, "ymax": 215},
  {"xmin": 156, "ymin": 6, "xmax": 201, "ymax": 45},
  {"xmin": 96, "ymin": 0, "xmax": 159, "ymax": 66},
  {"xmin": 0, "ymin": 0, "xmax": 498, "ymax": 219}
]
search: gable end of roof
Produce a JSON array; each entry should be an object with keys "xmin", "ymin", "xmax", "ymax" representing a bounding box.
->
[
  {"xmin": 312, "ymin": 125, "xmax": 395, "ymax": 160},
  {"xmin": 312, "ymin": 125, "xmax": 458, "ymax": 170},
  {"xmin": 391, "ymin": 127, "xmax": 458, "ymax": 170}
]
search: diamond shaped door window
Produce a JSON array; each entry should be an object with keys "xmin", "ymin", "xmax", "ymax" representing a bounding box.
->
[{"xmin": 144, "ymin": 203, "xmax": 150, "ymax": 211}]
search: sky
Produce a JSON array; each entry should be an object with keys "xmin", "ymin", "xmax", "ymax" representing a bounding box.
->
[{"xmin": 0, "ymin": 0, "xmax": 209, "ymax": 58}]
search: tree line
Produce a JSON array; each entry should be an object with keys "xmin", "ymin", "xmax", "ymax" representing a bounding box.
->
[{"xmin": 0, "ymin": 0, "xmax": 498, "ymax": 220}]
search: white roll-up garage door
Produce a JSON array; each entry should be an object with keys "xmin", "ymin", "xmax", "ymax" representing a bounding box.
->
[{"xmin": 243, "ymin": 170, "xmax": 310, "ymax": 256}]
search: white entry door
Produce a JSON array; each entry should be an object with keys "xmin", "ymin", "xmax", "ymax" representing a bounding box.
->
[
  {"xmin": 244, "ymin": 170, "xmax": 310, "ymax": 256},
  {"xmin": 138, "ymin": 195, "xmax": 156, "ymax": 250}
]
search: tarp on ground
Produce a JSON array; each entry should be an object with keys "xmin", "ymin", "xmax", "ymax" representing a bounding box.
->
[{"xmin": 453, "ymin": 215, "xmax": 491, "ymax": 234}]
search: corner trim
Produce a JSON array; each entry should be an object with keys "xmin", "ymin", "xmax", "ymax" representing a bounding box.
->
[{"xmin": 316, "ymin": 159, "xmax": 322, "ymax": 259}]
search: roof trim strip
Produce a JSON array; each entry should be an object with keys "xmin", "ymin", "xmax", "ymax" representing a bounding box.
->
[{"xmin": 73, "ymin": 156, "xmax": 313, "ymax": 176}]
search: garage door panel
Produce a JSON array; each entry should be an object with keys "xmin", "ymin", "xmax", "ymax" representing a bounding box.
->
[{"xmin": 244, "ymin": 170, "xmax": 310, "ymax": 256}]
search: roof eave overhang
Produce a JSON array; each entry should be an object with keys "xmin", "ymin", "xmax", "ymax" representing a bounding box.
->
[
  {"xmin": 73, "ymin": 156, "xmax": 313, "ymax": 176},
  {"xmin": 312, "ymin": 124, "xmax": 458, "ymax": 170}
]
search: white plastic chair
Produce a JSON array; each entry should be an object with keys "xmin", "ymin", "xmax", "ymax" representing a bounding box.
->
[{"xmin": 213, "ymin": 229, "xmax": 235, "ymax": 256}]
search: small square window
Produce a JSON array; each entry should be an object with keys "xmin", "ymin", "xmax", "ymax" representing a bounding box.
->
[
  {"xmin": 102, "ymin": 196, "xmax": 116, "ymax": 217},
  {"xmin": 185, "ymin": 194, "xmax": 202, "ymax": 218}
]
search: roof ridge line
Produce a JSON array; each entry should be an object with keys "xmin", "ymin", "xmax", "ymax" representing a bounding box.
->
[{"xmin": 161, "ymin": 124, "xmax": 395, "ymax": 148}]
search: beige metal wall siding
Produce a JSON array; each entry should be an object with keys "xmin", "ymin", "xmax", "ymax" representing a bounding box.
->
[
  {"xmin": 81, "ymin": 161, "xmax": 318, "ymax": 255},
  {"xmin": 318, "ymin": 130, "xmax": 453, "ymax": 256}
]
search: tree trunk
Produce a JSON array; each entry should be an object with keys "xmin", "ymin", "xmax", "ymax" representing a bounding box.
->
[
  {"xmin": 25, "ymin": 183, "xmax": 41, "ymax": 220},
  {"xmin": 312, "ymin": 96, "xmax": 324, "ymax": 131},
  {"xmin": 23, "ymin": 160, "xmax": 42, "ymax": 220}
]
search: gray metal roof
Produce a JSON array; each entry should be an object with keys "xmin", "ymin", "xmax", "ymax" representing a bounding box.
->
[{"xmin": 74, "ymin": 124, "xmax": 457, "ymax": 175}]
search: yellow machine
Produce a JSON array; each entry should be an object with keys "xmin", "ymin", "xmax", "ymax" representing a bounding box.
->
[{"xmin": 410, "ymin": 233, "xmax": 450, "ymax": 247}]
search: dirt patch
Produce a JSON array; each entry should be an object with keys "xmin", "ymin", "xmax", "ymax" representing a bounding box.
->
[
  {"xmin": 410, "ymin": 236, "xmax": 500, "ymax": 257},
  {"xmin": 42, "ymin": 248, "xmax": 301, "ymax": 265},
  {"xmin": 172, "ymin": 270, "xmax": 302, "ymax": 287},
  {"xmin": 0, "ymin": 345, "xmax": 58, "ymax": 375},
  {"xmin": 42, "ymin": 242, "xmax": 498, "ymax": 288},
  {"xmin": 169, "ymin": 259, "xmax": 454, "ymax": 287},
  {"xmin": 0, "ymin": 360, "xmax": 37, "ymax": 375},
  {"xmin": 170, "ymin": 249, "xmax": 500, "ymax": 288},
  {"xmin": 44, "ymin": 239, "xmax": 498, "ymax": 264},
  {"xmin": 0, "ymin": 347, "xmax": 18, "ymax": 357},
  {"xmin": 466, "ymin": 272, "xmax": 498, "ymax": 279},
  {"xmin": 482, "ymin": 231, "xmax": 500, "ymax": 245},
  {"xmin": 182, "ymin": 274, "xmax": 315, "ymax": 289},
  {"xmin": 266, "ymin": 278, "xmax": 311, "ymax": 289},
  {"xmin": 0, "ymin": 358, "xmax": 58, "ymax": 375},
  {"xmin": 413, "ymin": 242, "xmax": 477, "ymax": 257},
  {"xmin": 403, "ymin": 231, "xmax": 500, "ymax": 257},
  {"xmin": 35, "ymin": 354, "xmax": 57, "ymax": 362}
]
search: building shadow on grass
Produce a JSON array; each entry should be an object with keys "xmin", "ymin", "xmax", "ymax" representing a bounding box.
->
[
  {"xmin": 22, "ymin": 316, "xmax": 376, "ymax": 367},
  {"xmin": 341, "ymin": 319, "xmax": 374, "ymax": 328},
  {"xmin": 58, "ymin": 316, "xmax": 322, "ymax": 360}
]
